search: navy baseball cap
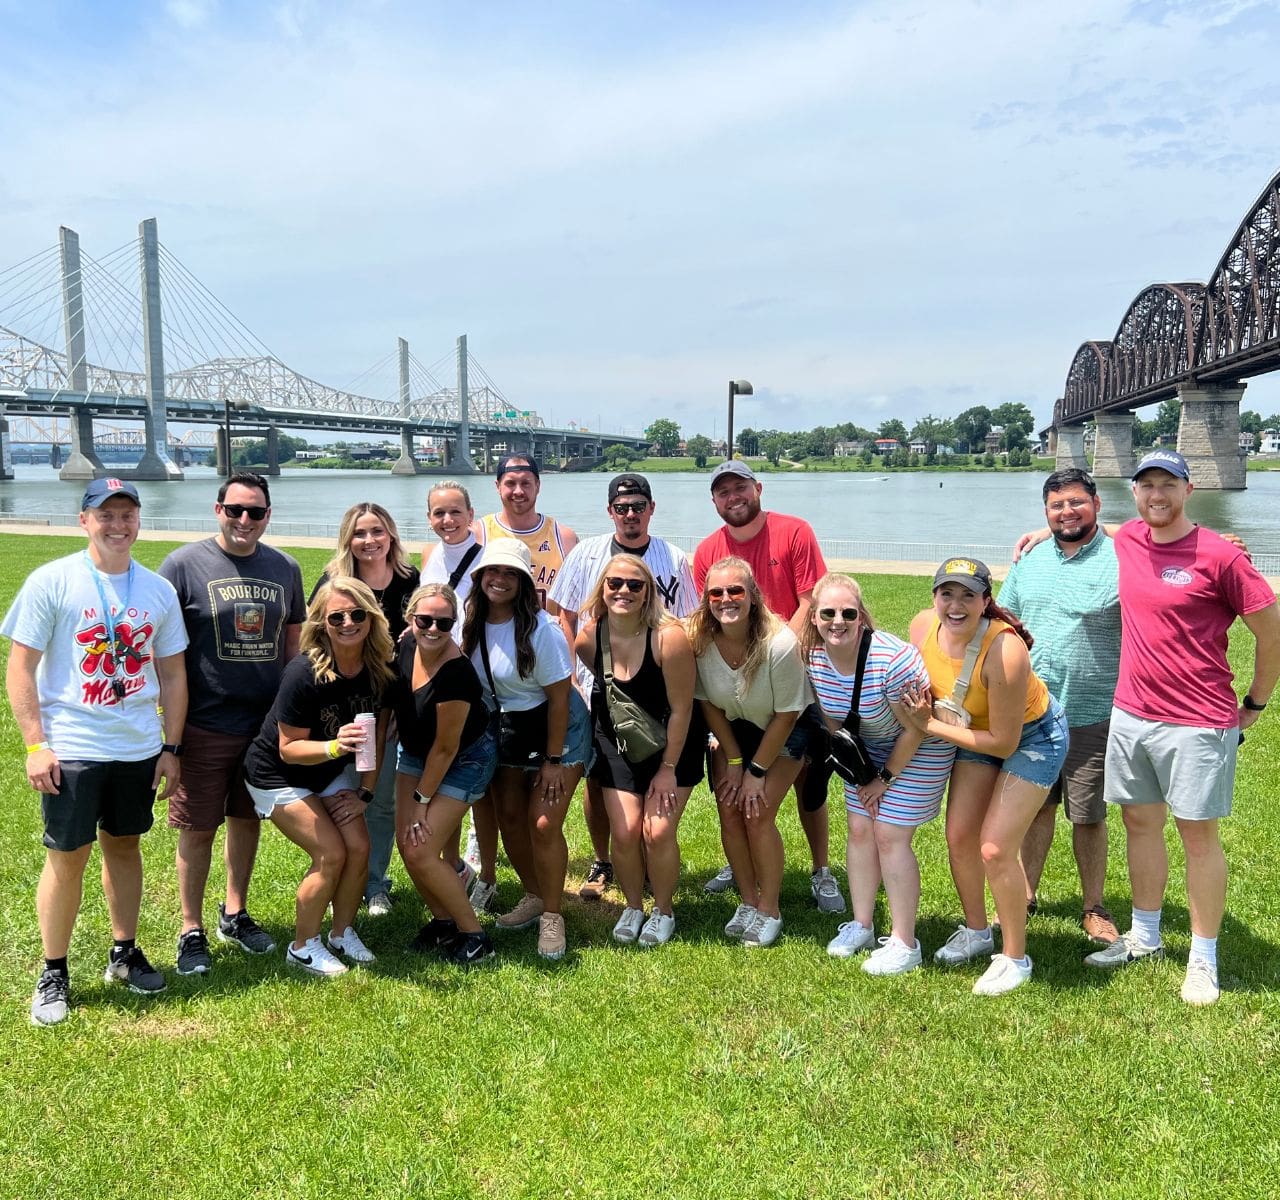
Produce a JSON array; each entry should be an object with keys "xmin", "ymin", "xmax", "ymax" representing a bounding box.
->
[
  {"xmin": 81, "ymin": 477, "xmax": 141, "ymax": 510},
  {"xmin": 1132, "ymin": 449, "xmax": 1190, "ymax": 481},
  {"xmin": 709, "ymin": 460, "xmax": 757, "ymax": 489}
]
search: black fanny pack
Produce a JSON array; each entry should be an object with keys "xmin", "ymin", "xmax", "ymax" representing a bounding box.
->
[{"xmin": 803, "ymin": 628, "xmax": 877, "ymax": 805}]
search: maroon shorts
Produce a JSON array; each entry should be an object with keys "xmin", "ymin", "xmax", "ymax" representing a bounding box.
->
[{"xmin": 168, "ymin": 725, "xmax": 258, "ymax": 831}]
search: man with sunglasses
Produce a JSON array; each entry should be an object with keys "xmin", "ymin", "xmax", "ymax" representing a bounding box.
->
[
  {"xmin": 694, "ymin": 461, "xmax": 843, "ymax": 913},
  {"xmin": 550, "ymin": 473, "xmax": 698, "ymax": 898},
  {"xmin": 158, "ymin": 471, "xmax": 306, "ymax": 977}
]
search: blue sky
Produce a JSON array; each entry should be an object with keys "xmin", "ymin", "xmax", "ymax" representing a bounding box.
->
[{"xmin": 3, "ymin": 0, "xmax": 1280, "ymax": 440}]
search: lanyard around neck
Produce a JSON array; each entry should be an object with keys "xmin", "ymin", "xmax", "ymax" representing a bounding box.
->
[{"xmin": 83, "ymin": 551, "xmax": 134, "ymax": 668}]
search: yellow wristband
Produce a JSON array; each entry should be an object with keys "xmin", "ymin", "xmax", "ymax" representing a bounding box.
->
[
  {"xmin": 326, "ymin": 739, "xmax": 342, "ymax": 760},
  {"xmin": 26, "ymin": 741, "xmax": 51, "ymax": 754},
  {"xmin": 726, "ymin": 756, "xmax": 743, "ymax": 766}
]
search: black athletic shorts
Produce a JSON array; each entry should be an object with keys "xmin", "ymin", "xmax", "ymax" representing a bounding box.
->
[{"xmin": 42, "ymin": 756, "xmax": 159, "ymax": 852}]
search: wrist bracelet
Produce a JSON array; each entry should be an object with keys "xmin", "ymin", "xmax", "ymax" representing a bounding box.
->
[
  {"xmin": 662, "ymin": 761, "xmax": 677, "ymax": 769},
  {"xmin": 26, "ymin": 741, "xmax": 50, "ymax": 754},
  {"xmin": 326, "ymin": 739, "xmax": 342, "ymax": 760},
  {"xmin": 1243, "ymin": 694, "xmax": 1267, "ymax": 712},
  {"xmin": 726, "ymin": 756, "xmax": 743, "ymax": 766}
]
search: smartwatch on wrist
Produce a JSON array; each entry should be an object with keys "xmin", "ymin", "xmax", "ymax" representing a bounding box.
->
[
  {"xmin": 746, "ymin": 761, "xmax": 767, "ymax": 779},
  {"xmin": 357, "ymin": 787, "xmax": 374, "ymax": 804},
  {"xmin": 161, "ymin": 743, "xmax": 183, "ymax": 756},
  {"xmin": 877, "ymin": 767, "xmax": 895, "ymax": 784},
  {"xmin": 1243, "ymin": 694, "xmax": 1267, "ymax": 712},
  {"xmin": 545, "ymin": 754, "xmax": 563, "ymax": 765}
]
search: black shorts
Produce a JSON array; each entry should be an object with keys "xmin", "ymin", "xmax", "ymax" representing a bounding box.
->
[
  {"xmin": 43, "ymin": 756, "xmax": 159, "ymax": 852},
  {"xmin": 591, "ymin": 709, "xmax": 707, "ymax": 794}
]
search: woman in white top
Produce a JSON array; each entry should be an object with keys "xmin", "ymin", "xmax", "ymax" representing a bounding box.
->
[
  {"xmin": 688, "ymin": 556, "xmax": 812, "ymax": 948},
  {"xmin": 462, "ymin": 539, "xmax": 593, "ymax": 961}
]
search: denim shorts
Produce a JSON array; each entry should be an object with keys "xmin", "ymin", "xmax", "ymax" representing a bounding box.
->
[
  {"xmin": 954, "ymin": 698, "xmax": 1069, "ymax": 789},
  {"xmin": 247, "ymin": 765, "xmax": 358, "ymax": 819},
  {"xmin": 396, "ymin": 728, "xmax": 498, "ymax": 804}
]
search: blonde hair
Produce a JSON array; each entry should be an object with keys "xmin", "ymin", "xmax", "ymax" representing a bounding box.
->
[
  {"xmin": 404, "ymin": 581, "xmax": 459, "ymax": 620},
  {"xmin": 800, "ymin": 572, "xmax": 876, "ymax": 659},
  {"xmin": 302, "ymin": 576, "xmax": 395, "ymax": 692},
  {"xmin": 428, "ymin": 481, "xmax": 474, "ymax": 511},
  {"xmin": 323, "ymin": 502, "xmax": 415, "ymax": 585},
  {"xmin": 685, "ymin": 556, "xmax": 780, "ymax": 688},
  {"xmin": 583, "ymin": 553, "xmax": 672, "ymax": 629}
]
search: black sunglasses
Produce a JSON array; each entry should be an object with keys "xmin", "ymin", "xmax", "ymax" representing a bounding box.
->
[
  {"xmin": 611, "ymin": 501, "xmax": 649, "ymax": 515},
  {"xmin": 707, "ymin": 584, "xmax": 747, "ymax": 599},
  {"xmin": 412, "ymin": 613, "xmax": 456, "ymax": 632},
  {"xmin": 220, "ymin": 503, "xmax": 269, "ymax": 521},
  {"xmin": 325, "ymin": 608, "xmax": 368, "ymax": 628},
  {"xmin": 818, "ymin": 607, "xmax": 859, "ymax": 622},
  {"xmin": 605, "ymin": 577, "xmax": 646, "ymax": 594}
]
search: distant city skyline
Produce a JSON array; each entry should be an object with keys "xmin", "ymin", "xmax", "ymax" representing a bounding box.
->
[{"xmin": 4, "ymin": 0, "xmax": 1280, "ymax": 437}]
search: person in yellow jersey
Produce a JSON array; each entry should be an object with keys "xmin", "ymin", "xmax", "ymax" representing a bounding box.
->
[{"xmin": 478, "ymin": 455, "xmax": 579, "ymax": 613}]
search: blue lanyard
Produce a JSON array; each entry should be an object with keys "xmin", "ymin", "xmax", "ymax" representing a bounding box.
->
[{"xmin": 83, "ymin": 551, "xmax": 134, "ymax": 682}]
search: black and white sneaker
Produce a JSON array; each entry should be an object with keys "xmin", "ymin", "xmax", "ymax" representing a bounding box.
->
[
  {"xmin": 409, "ymin": 918, "xmax": 460, "ymax": 956},
  {"xmin": 450, "ymin": 930, "xmax": 496, "ymax": 967},
  {"xmin": 31, "ymin": 969, "xmax": 70, "ymax": 1026},
  {"xmin": 216, "ymin": 905, "xmax": 276, "ymax": 955},
  {"xmin": 176, "ymin": 928, "xmax": 212, "ymax": 976},
  {"xmin": 285, "ymin": 936, "xmax": 347, "ymax": 977},
  {"xmin": 104, "ymin": 946, "xmax": 166, "ymax": 994}
]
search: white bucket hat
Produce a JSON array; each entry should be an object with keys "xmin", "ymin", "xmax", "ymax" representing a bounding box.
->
[{"xmin": 471, "ymin": 536, "xmax": 534, "ymax": 582}]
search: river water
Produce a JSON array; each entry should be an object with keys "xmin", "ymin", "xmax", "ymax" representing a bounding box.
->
[{"xmin": 2, "ymin": 464, "xmax": 1278, "ymax": 568}]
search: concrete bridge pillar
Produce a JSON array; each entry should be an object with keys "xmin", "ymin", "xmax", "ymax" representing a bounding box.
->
[
  {"xmin": 392, "ymin": 426, "xmax": 419, "ymax": 476},
  {"xmin": 1091, "ymin": 413, "xmax": 1134, "ymax": 479},
  {"xmin": 452, "ymin": 334, "xmax": 476, "ymax": 474},
  {"xmin": 215, "ymin": 428, "xmax": 229, "ymax": 476},
  {"xmin": 1053, "ymin": 425, "xmax": 1087, "ymax": 472},
  {"xmin": 1177, "ymin": 383, "xmax": 1247, "ymax": 490},
  {"xmin": 133, "ymin": 219, "xmax": 183, "ymax": 480},
  {"xmin": 59, "ymin": 409, "xmax": 105, "ymax": 480},
  {"xmin": 264, "ymin": 425, "xmax": 280, "ymax": 477},
  {"xmin": 0, "ymin": 416, "xmax": 12, "ymax": 481}
]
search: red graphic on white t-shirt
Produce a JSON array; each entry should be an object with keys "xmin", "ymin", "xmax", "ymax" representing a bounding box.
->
[{"xmin": 75, "ymin": 618, "xmax": 154, "ymax": 705}]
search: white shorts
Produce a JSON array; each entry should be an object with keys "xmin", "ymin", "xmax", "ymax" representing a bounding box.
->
[{"xmin": 247, "ymin": 766, "xmax": 359, "ymax": 819}]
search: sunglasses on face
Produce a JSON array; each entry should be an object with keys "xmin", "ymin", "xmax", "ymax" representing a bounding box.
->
[
  {"xmin": 707, "ymin": 585, "xmax": 747, "ymax": 600},
  {"xmin": 220, "ymin": 503, "xmax": 268, "ymax": 521},
  {"xmin": 412, "ymin": 613, "xmax": 456, "ymax": 632},
  {"xmin": 611, "ymin": 501, "xmax": 648, "ymax": 515},
  {"xmin": 325, "ymin": 608, "xmax": 368, "ymax": 628},
  {"xmin": 818, "ymin": 607, "xmax": 859, "ymax": 622},
  {"xmin": 605, "ymin": 577, "xmax": 646, "ymax": 594}
]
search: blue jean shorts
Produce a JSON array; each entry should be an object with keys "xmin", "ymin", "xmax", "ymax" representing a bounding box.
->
[
  {"xmin": 396, "ymin": 729, "xmax": 498, "ymax": 804},
  {"xmin": 954, "ymin": 698, "xmax": 1069, "ymax": 789}
]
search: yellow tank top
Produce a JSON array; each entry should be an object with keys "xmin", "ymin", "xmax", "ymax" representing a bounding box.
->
[
  {"xmin": 919, "ymin": 616, "xmax": 1049, "ymax": 731},
  {"xmin": 479, "ymin": 512, "xmax": 568, "ymax": 610}
]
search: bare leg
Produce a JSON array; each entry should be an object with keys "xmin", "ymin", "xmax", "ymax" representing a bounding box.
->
[
  {"xmin": 1175, "ymin": 817, "xmax": 1226, "ymax": 939},
  {"xmin": 943, "ymin": 761, "xmax": 1000, "ymax": 929},
  {"xmin": 36, "ymin": 845, "xmax": 93, "ymax": 958},
  {"xmin": 269, "ymin": 798, "xmax": 347, "ymax": 947},
  {"xmin": 98, "ymin": 831, "xmax": 143, "ymax": 942},
  {"xmin": 397, "ymin": 783, "xmax": 478, "ymax": 932},
  {"xmin": 1020, "ymin": 802, "xmax": 1056, "ymax": 901},
  {"xmin": 1121, "ymin": 802, "xmax": 1169, "ymax": 914},
  {"xmin": 1072, "ymin": 819, "xmax": 1108, "ymax": 912},
  {"xmin": 224, "ymin": 816, "xmax": 261, "ymax": 915},
  {"xmin": 980, "ymin": 772, "xmax": 1051, "ymax": 960},
  {"xmin": 492, "ymin": 768, "xmax": 538, "ymax": 895},
  {"xmin": 601, "ymin": 787, "xmax": 645, "ymax": 910},
  {"xmin": 328, "ymin": 812, "xmax": 370, "ymax": 934},
  {"xmin": 473, "ymin": 792, "xmax": 500, "ymax": 886},
  {"xmin": 875, "ymin": 821, "xmax": 922, "ymax": 946},
  {"xmin": 712, "ymin": 747, "xmax": 758, "ymax": 906},
  {"xmin": 642, "ymin": 788, "xmax": 692, "ymax": 914},
  {"xmin": 845, "ymin": 810, "xmax": 880, "ymax": 928},
  {"xmin": 529, "ymin": 766, "xmax": 584, "ymax": 915},
  {"xmin": 744, "ymin": 759, "xmax": 803, "ymax": 918},
  {"xmin": 176, "ymin": 827, "xmax": 216, "ymax": 933},
  {"xmin": 583, "ymin": 777, "xmax": 612, "ymax": 863}
]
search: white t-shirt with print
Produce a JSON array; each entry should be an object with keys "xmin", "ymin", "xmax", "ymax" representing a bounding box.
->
[{"xmin": 470, "ymin": 610, "xmax": 572, "ymax": 713}]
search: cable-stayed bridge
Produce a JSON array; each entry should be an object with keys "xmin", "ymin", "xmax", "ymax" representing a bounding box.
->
[{"xmin": 0, "ymin": 220, "xmax": 645, "ymax": 481}]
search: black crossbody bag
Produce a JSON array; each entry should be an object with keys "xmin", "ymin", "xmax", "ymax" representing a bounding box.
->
[
  {"xmin": 824, "ymin": 627, "xmax": 879, "ymax": 788},
  {"xmin": 477, "ymin": 629, "xmax": 548, "ymax": 767}
]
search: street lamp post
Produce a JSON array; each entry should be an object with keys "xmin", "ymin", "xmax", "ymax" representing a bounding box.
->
[{"xmin": 726, "ymin": 379, "xmax": 753, "ymax": 462}]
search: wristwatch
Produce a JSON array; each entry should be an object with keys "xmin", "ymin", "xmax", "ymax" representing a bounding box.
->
[
  {"xmin": 1243, "ymin": 694, "xmax": 1267, "ymax": 712},
  {"xmin": 161, "ymin": 743, "xmax": 183, "ymax": 756},
  {"xmin": 877, "ymin": 767, "xmax": 895, "ymax": 784},
  {"xmin": 545, "ymin": 754, "xmax": 564, "ymax": 765},
  {"xmin": 357, "ymin": 787, "xmax": 374, "ymax": 804},
  {"xmin": 746, "ymin": 761, "xmax": 768, "ymax": 778}
]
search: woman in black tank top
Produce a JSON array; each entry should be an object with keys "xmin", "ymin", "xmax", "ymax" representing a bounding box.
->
[{"xmin": 574, "ymin": 554, "xmax": 702, "ymax": 948}]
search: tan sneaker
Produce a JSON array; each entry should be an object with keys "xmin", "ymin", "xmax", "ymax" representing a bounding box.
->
[
  {"xmin": 537, "ymin": 912, "xmax": 567, "ymax": 960},
  {"xmin": 1081, "ymin": 906, "xmax": 1119, "ymax": 945},
  {"xmin": 496, "ymin": 893, "xmax": 544, "ymax": 931}
]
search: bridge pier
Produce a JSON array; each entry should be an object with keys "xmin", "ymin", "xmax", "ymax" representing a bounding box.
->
[
  {"xmin": 451, "ymin": 334, "xmax": 477, "ymax": 474},
  {"xmin": 391, "ymin": 427, "xmax": 419, "ymax": 475},
  {"xmin": 0, "ymin": 416, "xmax": 12, "ymax": 481},
  {"xmin": 1053, "ymin": 425, "xmax": 1087, "ymax": 471},
  {"xmin": 59, "ymin": 410, "xmax": 106, "ymax": 480},
  {"xmin": 264, "ymin": 424, "xmax": 280, "ymax": 476},
  {"xmin": 132, "ymin": 219, "xmax": 183, "ymax": 481},
  {"xmin": 1177, "ymin": 382, "xmax": 1247, "ymax": 490},
  {"xmin": 1090, "ymin": 412, "xmax": 1134, "ymax": 479}
]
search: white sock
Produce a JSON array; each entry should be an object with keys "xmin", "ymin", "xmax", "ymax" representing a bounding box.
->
[
  {"xmin": 1008, "ymin": 954, "xmax": 1031, "ymax": 969},
  {"xmin": 970, "ymin": 925, "xmax": 993, "ymax": 939},
  {"xmin": 1130, "ymin": 906, "xmax": 1162, "ymax": 948},
  {"xmin": 1189, "ymin": 934, "xmax": 1217, "ymax": 971}
]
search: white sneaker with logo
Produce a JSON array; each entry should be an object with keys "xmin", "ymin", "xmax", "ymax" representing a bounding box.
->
[{"xmin": 287, "ymin": 936, "xmax": 348, "ymax": 977}]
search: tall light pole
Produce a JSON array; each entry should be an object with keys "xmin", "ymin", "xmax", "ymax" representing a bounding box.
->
[{"xmin": 726, "ymin": 378, "xmax": 753, "ymax": 462}]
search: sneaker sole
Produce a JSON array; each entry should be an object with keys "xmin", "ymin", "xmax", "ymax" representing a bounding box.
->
[
  {"xmin": 863, "ymin": 961, "xmax": 922, "ymax": 976},
  {"xmin": 103, "ymin": 970, "xmax": 167, "ymax": 995},
  {"xmin": 32, "ymin": 1010, "xmax": 69, "ymax": 1027},
  {"xmin": 175, "ymin": 962, "xmax": 211, "ymax": 976},
  {"xmin": 537, "ymin": 946, "xmax": 566, "ymax": 960},
  {"xmin": 827, "ymin": 943, "xmax": 873, "ymax": 959},
  {"xmin": 214, "ymin": 928, "xmax": 275, "ymax": 955},
  {"xmin": 286, "ymin": 957, "xmax": 347, "ymax": 977},
  {"xmin": 578, "ymin": 885, "xmax": 608, "ymax": 901}
]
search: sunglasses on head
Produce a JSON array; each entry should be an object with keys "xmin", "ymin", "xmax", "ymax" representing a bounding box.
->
[
  {"xmin": 325, "ymin": 608, "xmax": 368, "ymax": 628},
  {"xmin": 707, "ymin": 584, "xmax": 747, "ymax": 599},
  {"xmin": 818, "ymin": 607, "xmax": 859, "ymax": 622},
  {"xmin": 412, "ymin": 613, "xmax": 456, "ymax": 632},
  {"xmin": 611, "ymin": 501, "xmax": 648, "ymax": 515},
  {"xmin": 220, "ymin": 503, "xmax": 268, "ymax": 521},
  {"xmin": 605, "ymin": 577, "xmax": 645, "ymax": 594}
]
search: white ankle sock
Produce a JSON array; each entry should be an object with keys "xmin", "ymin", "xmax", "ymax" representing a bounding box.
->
[
  {"xmin": 1189, "ymin": 934, "xmax": 1217, "ymax": 971},
  {"xmin": 1130, "ymin": 906, "xmax": 1162, "ymax": 948}
]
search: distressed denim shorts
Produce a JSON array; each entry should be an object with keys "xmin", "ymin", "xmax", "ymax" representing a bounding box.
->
[
  {"xmin": 396, "ymin": 729, "xmax": 498, "ymax": 804},
  {"xmin": 954, "ymin": 697, "xmax": 1069, "ymax": 789}
]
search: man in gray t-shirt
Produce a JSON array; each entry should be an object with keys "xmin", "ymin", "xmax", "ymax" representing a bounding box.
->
[{"xmin": 158, "ymin": 472, "xmax": 305, "ymax": 976}]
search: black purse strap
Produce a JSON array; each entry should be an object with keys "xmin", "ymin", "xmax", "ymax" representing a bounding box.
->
[
  {"xmin": 447, "ymin": 543, "xmax": 482, "ymax": 591},
  {"xmin": 841, "ymin": 627, "xmax": 873, "ymax": 736},
  {"xmin": 477, "ymin": 628, "xmax": 502, "ymax": 713}
]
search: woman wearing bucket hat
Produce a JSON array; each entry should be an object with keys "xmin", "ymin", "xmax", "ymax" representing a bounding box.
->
[
  {"xmin": 904, "ymin": 557, "xmax": 1068, "ymax": 997},
  {"xmin": 461, "ymin": 538, "xmax": 593, "ymax": 960}
]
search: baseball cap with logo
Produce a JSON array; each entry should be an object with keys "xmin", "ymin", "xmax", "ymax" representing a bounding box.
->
[
  {"xmin": 1132, "ymin": 449, "xmax": 1191, "ymax": 481},
  {"xmin": 709, "ymin": 460, "xmax": 757, "ymax": 490},
  {"xmin": 932, "ymin": 556, "xmax": 992, "ymax": 594},
  {"xmin": 81, "ymin": 477, "xmax": 142, "ymax": 510}
]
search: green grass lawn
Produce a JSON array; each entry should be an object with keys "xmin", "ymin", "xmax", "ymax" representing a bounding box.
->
[{"xmin": 1, "ymin": 535, "xmax": 1277, "ymax": 1199}]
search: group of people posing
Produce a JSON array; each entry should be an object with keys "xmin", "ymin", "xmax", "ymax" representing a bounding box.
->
[{"xmin": 6, "ymin": 446, "xmax": 1277, "ymax": 1026}]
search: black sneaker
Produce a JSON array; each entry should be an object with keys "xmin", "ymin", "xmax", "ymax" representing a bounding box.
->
[
  {"xmin": 104, "ymin": 946, "xmax": 166, "ymax": 995},
  {"xmin": 31, "ymin": 969, "xmax": 70, "ymax": 1026},
  {"xmin": 450, "ymin": 930, "xmax": 496, "ymax": 968},
  {"xmin": 216, "ymin": 904, "xmax": 276, "ymax": 955},
  {"xmin": 176, "ymin": 928, "xmax": 212, "ymax": 976},
  {"xmin": 409, "ymin": 918, "xmax": 459, "ymax": 956}
]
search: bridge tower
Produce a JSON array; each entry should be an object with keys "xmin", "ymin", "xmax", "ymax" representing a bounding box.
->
[
  {"xmin": 133, "ymin": 218, "xmax": 183, "ymax": 480},
  {"xmin": 451, "ymin": 334, "xmax": 477, "ymax": 474},
  {"xmin": 1177, "ymin": 382, "xmax": 1247, "ymax": 490},
  {"xmin": 56, "ymin": 226, "xmax": 107, "ymax": 481},
  {"xmin": 391, "ymin": 337, "xmax": 419, "ymax": 476}
]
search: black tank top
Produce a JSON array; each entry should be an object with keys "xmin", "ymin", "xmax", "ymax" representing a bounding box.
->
[{"xmin": 591, "ymin": 624, "xmax": 669, "ymax": 737}]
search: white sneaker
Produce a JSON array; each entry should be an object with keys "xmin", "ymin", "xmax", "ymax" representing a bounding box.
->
[
  {"xmin": 455, "ymin": 859, "xmax": 477, "ymax": 894},
  {"xmin": 612, "ymin": 906, "xmax": 646, "ymax": 944},
  {"xmin": 742, "ymin": 911, "xmax": 783, "ymax": 948},
  {"xmin": 286, "ymin": 936, "xmax": 348, "ymax": 976},
  {"xmin": 366, "ymin": 892, "xmax": 393, "ymax": 917},
  {"xmin": 724, "ymin": 903, "xmax": 758, "ymax": 939},
  {"xmin": 704, "ymin": 864, "xmax": 735, "ymax": 894},
  {"xmin": 1084, "ymin": 930, "xmax": 1163, "ymax": 970},
  {"xmin": 826, "ymin": 921, "xmax": 875, "ymax": 958},
  {"xmin": 973, "ymin": 953, "xmax": 1033, "ymax": 996},
  {"xmin": 933, "ymin": 923, "xmax": 995, "ymax": 965},
  {"xmin": 469, "ymin": 878, "xmax": 499, "ymax": 914},
  {"xmin": 1181, "ymin": 958, "xmax": 1220, "ymax": 1006},
  {"xmin": 638, "ymin": 910, "xmax": 676, "ymax": 947},
  {"xmin": 862, "ymin": 936, "xmax": 923, "ymax": 976},
  {"xmin": 464, "ymin": 820, "xmax": 482, "ymax": 871},
  {"xmin": 326, "ymin": 926, "xmax": 376, "ymax": 964}
]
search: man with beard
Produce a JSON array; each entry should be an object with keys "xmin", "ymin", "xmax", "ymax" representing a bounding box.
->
[
  {"xmin": 998, "ymin": 468, "xmax": 1121, "ymax": 945},
  {"xmin": 693, "ymin": 461, "xmax": 843, "ymax": 913}
]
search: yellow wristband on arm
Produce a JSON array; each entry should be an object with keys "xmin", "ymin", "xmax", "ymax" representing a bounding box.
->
[
  {"xmin": 26, "ymin": 742, "xmax": 50, "ymax": 754},
  {"xmin": 726, "ymin": 756, "xmax": 743, "ymax": 766},
  {"xmin": 326, "ymin": 739, "xmax": 342, "ymax": 760}
]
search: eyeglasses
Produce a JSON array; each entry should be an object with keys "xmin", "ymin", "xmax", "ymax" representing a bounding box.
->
[
  {"xmin": 605, "ymin": 577, "xmax": 646, "ymax": 594},
  {"xmin": 706, "ymin": 585, "xmax": 747, "ymax": 599},
  {"xmin": 611, "ymin": 501, "xmax": 649, "ymax": 515},
  {"xmin": 412, "ymin": 613, "xmax": 456, "ymax": 632},
  {"xmin": 220, "ymin": 503, "xmax": 269, "ymax": 521},
  {"xmin": 818, "ymin": 607, "xmax": 859, "ymax": 622},
  {"xmin": 325, "ymin": 608, "xmax": 368, "ymax": 627},
  {"xmin": 1046, "ymin": 497, "xmax": 1093, "ymax": 514}
]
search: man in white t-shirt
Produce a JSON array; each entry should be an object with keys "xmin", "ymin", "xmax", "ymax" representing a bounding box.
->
[
  {"xmin": 549, "ymin": 473, "xmax": 698, "ymax": 899},
  {"xmin": 3, "ymin": 478, "xmax": 189, "ymax": 1026}
]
